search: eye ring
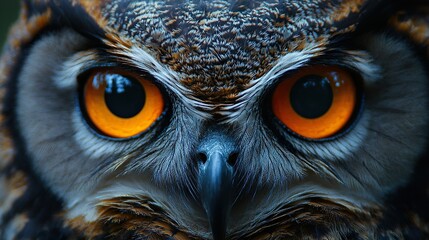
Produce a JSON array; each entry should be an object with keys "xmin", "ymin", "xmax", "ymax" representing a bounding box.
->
[
  {"xmin": 80, "ymin": 68, "xmax": 165, "ymax": 139},
  {"xmin": 271, "ymin": 65, "xmax": 361, "ymax": 140}
]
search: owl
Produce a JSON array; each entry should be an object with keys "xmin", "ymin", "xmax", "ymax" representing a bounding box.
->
[{"xmin": 0, "ymin": 0, "xmax": 428, "ymax": 239}]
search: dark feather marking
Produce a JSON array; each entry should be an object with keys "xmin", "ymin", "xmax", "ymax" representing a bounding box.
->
[
  {"xmin": 367, "ymin": 127, "xmax": 419, "ymax": 151},
  {"xmin": 359, "ymin": 147, "xmax": 384, "ymax": 169}
]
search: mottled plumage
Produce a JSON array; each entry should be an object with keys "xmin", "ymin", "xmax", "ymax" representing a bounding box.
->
[{"xmin": 0, "ymin": 0, "xmax": 429, "ymax": 239}]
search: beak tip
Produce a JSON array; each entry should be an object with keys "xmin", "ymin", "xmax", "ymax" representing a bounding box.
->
[{"xmin": 207, "ymin": 206, "xmax": 229, "ymax": 240}]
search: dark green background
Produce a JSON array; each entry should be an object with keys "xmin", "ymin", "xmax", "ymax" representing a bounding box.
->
[{"xmin": 1, "ymin": 2, "xmax": 21, "ymax": 47}]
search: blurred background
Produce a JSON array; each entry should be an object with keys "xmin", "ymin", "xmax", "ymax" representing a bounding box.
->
[{"xmin": 0, "ymin": 2, "xmax": 21, "ymax": 47}]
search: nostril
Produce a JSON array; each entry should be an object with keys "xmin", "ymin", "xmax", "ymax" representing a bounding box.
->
[
  {"xmin": 197, "ymin": 152, "xmax": 208, "ymax": 164},
  {"xmin": 227, "ymin": 152, "xmax": 238, "ymax": 166}
]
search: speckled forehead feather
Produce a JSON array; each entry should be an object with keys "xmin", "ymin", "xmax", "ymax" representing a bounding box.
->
[
  {"xmin": 101, "ymin": 0, "xmax": 365, "ymax": 102},
  {"xmin": 10, "ymin": 0, "xmax": 375, "ymax": 104}
]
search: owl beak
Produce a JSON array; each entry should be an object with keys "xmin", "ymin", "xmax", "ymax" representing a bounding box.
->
[{"xmin": 198, "ymin": 150, "xmax": 234, "ymax": 240}]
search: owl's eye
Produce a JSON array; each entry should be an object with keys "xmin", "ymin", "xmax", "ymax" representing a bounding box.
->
[
  {"xmin": 81, "ymin": 69, "xmax": 164, "ymax": 138},
  {"xmin": 271, "ymin": 66, "xmax": 359, "ymax": 139}
]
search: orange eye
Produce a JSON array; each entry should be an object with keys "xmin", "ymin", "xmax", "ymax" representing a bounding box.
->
[
  {"xmin": 272, "ymin": 66, "xmax": 358, "ymax": 139},
  {"xmin": 82, "ymin": 69, "xmax": 164, "ymax": 138}
]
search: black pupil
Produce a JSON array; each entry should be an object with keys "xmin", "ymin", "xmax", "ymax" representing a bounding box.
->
[
  {"xmin": 103, "ymin": 74, "xmax": 146, "ymax": 118},
  {"xmin": 290, "ymin": 75, "xmax": 333, "ymax": 119}
]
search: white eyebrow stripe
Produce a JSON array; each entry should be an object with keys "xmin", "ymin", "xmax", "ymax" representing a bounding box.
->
[
  {"xmin": 54, "ymin": 50, "xmax": 100, "ymax": 90},
  {"xmin": 341, "ymin": 50, "xmax": 382, "ymax": 85},
  {"xmin": 54, "ymin": 44, "xmax": 212, "ymax": 118},
  {"xmin": 222, "ymin": 43, "xmax": 325, "ymax": 122},
  {"xmin": 221, "ymin": 45, "xmax": 382, "ymax": 123}
]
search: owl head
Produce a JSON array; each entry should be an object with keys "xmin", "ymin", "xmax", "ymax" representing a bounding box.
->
[{"xmin": 0, "ymin": 0, "xmax": 429, "ymax": 239}]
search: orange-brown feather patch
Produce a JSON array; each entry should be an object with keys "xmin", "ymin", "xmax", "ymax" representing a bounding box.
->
[
  {"xmin": 389, "ymin": 7, "xmax": 429, "ymax": 57},
  {"xmin": 73, "ymin": 0, "xmax": 108, "ymax": 29},
  {"xmin": 68, "ymin": 197, "xmax": 202, "ymax": 239},
  {"xmin": 331, "ymin": 0, "xmax": 365, "ymax": 22}
]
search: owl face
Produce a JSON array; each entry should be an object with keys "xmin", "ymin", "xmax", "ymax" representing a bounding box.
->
[{"xmin": 1, "ymin": 0, "xmax": 429, "ymax": 239}]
